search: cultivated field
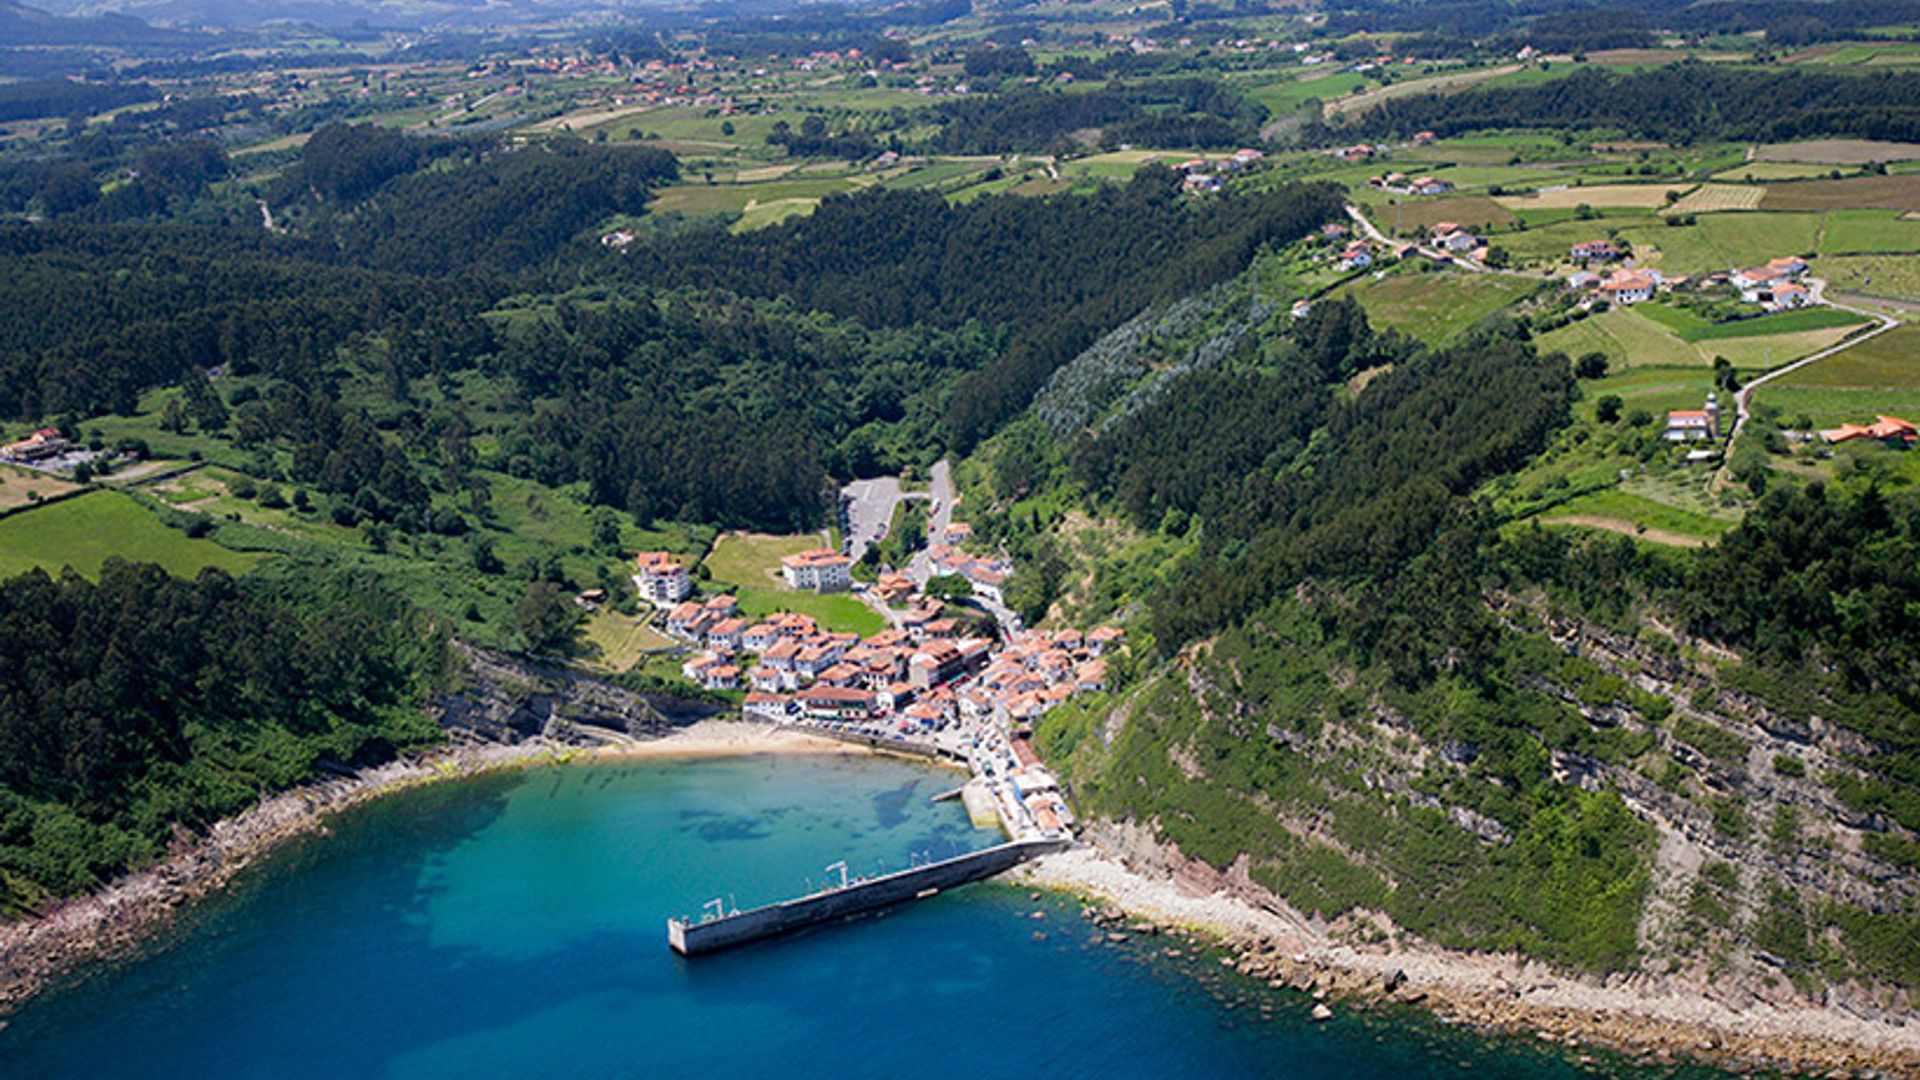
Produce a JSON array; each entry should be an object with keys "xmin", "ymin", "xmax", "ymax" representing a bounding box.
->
[
  {"xmin": 1770, "ymin": 325, "xmax": 1920, "ymax": 388},
  {"xmin": 1614, "ymin": 213, "xmax": 1820, "ymax": 274},
  {"xmin": 1327, "ymin": 63, "xmax": 1522, "ymax": 117},
  {"xmin": 0, "ymin": 465, "xmax": 80, "ymax": 513},
  {"xmin": 1713, "ymin": 162, "xmax": 1836, "ymax": 183},
  {"xmin": 0, "ymin": 490, "xmax": 264, "ymax": 580},
  {"xmin": 1538, "ymin": 307, "xmax": 1860, "ymax": 370},
  {"xmin": 1664, "ymin": 183, "xmax": 1765, "ymax": 215},
  {"xmin": 1372, "ymin": 194, "xmax": 1515, "ymax": 232},
  {"xmin": 1754, "ymin": 139, "xmax": 1920, "ymax": 165},
  {"xmin": 1495, "ymin": 183, "xmax": 1691, "ymax": 211},
  {"xmin": 1762, "ymin": 174, "xmax": 1920, "ymax": 212},
  {"xmin": 1815, "ymin": 253, "xmax": 1920, "ymax": 302}
]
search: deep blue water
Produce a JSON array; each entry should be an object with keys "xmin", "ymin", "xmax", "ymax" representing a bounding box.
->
[{"xmin": 0, "ymin": 756, "xmax": 1719, "ymax": 1079}]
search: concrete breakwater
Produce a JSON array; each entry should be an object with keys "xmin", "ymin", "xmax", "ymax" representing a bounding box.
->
[{"xmin": 668, "ymin": 838, "xmax": 1069, "ymax": 956}]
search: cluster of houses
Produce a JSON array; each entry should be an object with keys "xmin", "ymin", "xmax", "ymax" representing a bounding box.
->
[
  {"xmin": 926, "ymin": 540, "xmax": 1010, "ymax": 604},
  {"xmin": 725, "ymin": 621, "xmax": 1124, "ymax": 736},
  {"xmin": 1729, "ymin": 257, "xmax": 1811, "ymax": 311},
  {"xmin": 1426, "ymin": 221, "xmax": 1483, "ymax": 258},
  {"xmin": 0, "ymin": 428, "xmax": 74, "ymax": 465},
  {"xmin": 1175, "ymin": 149, "xmax": 1266, "ymax": 195},
  {"xmin": 1365, "ymin": 171, "xmax": 1453, "ymax": 196}
]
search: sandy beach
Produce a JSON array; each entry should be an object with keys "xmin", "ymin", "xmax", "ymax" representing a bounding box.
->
[
  {"xmin": 1016, "ymin": 832, "xmax": 1920, "ymax": 1075},
  {"xmin": 591, "ymin": 719, "xmax": 870, "ymax": 760}
]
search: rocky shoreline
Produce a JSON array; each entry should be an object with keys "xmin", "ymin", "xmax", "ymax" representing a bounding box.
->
[{"xmin": 1016, "ymin": 825, "xmax": 1920, "ymax": 1078}]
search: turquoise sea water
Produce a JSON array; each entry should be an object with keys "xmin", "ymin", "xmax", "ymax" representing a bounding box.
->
[{"xmin": 0, "ymin": 756, "xmax": 1720, "ymax": 1079}]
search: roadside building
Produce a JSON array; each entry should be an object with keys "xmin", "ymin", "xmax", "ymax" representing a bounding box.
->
[
  {"xmin": 1821, "ymin": 415, "xmax": 1916, "ymax": 449},
  {"xmin": 1663, "ymin": 393, "xmax": 1721, "ymax": 442}
]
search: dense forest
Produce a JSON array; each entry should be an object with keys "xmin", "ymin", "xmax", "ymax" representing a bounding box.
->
[
  {"xmin": 1364, "ymin": 64, "xmax": 1920, "ymax": 144},
  {"xmin": 0, "ymin": 563, "xmax": 447, "ymax": 911},
  {"xmin": 924, "ymin": 79, "xmax": 1267, "ymax": 154}
]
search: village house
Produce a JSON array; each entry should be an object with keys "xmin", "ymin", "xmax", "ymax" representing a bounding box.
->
[
  {"xmin": 1338, "ymin": 244, "xmax": 1374, "ymax": 271},
  {"xmin": 1664, "ymin": 392, "xmax": 1722, "ymax": 442},
  {"xmin": 1410, "ymin": 175, "xmax": 1454, "ymax": 196},
  {"xmin": 799, "ymin": 685, "xmax": 875, "ymax": 722},
  {"xmin": 1820, "ymin": 415, "xmax": 1917, "ymax": 450},
  {"xmin": 633, "ymin": 551, "xmax": 691, "ymax": 605},
  {"xmin": 875, "ymin": 572, "xmax": 916, "ymax": 607},
  {"xmin": 1412, "ymin": 130, "xmax": 1436, "ymax": 145},
  {"xmin": 780, "ymin": 548, "xmax": 852, "ymax": 592},
  {"xmin": 1570, "ymin": 240, "xmax": 1620, "ymax": 263},
  {"xmin": 0, "ymin": 427, "xmax": 73, "ymax": 464},
  {"xmin": 1595, "ymin": 269, "xmax": 1657, "ymax": 305},
  {"xmin": 743, "ymin": 692, "xmax": 791, "ymax": 721},
  {"xmin": 1431, "ymin": 225, "xmax": 1479, "ymax": 254}
]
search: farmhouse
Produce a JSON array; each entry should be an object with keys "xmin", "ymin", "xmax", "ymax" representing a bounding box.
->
[
  {"xmin": 0, "ymin": 428, "xmax": 73, "ymax": 463},
  {"xmin": 1338, "ymin": 244, "xmax": 1374, "ymax": 270},
  {"xmin": 1409, "ymin": 176, "xmax": 1454, "ymax": 196},
  {"xmin": 1570, "ymin": 240, "xmax": 1620, "ymax": 262},
  {"xmin": 1595, "ymin": 269, "xmax": 1657, "ymax": 305},
  {"xmin": 1820, "ymin": 415, "xmax": 1916, "ymax": 449},
  {"xmin": 1664, "ymin": 393, "xmax": 1721, "ymax": 442},
  {"xmin": 780, "ymin": 548, "xmax": 852, "ymax": 592}
]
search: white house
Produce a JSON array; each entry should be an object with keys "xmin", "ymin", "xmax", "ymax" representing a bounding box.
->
[
  {"xmin": 1338, "ymin": 244, "xmax": 1373, "ymax": 270},
  {"xmin": 1663, "ymin": 393, "xmax": 1721, "ymax": 442},
  {"xmin": 1596, "ymin": 269, "xmax": 1656, "ymax": 305},
  {"xmin": 633, "ymin": 551, "xmax": 691, "ymax": 605},
  {"xmin": 780, "ymin": 548, "xmax": 852, "ymax": 592}
]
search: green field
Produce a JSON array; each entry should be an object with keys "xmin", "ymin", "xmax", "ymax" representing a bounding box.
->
[
  {"xmin": 1814, "ymin": 253, "xmax": 1920, "ymax": 302},
  {"xmin": 1756, "ymin": 386, "xmax": 1920, "ymax": 426},
  {"xmin": 1535, "ymin": 486, "xmax": 1739, "ymax": 542},
  {"xmin": 577, "ymin": 607, "xmax": 673, "ymax": 674},
  {"xmin": 1614, "ymin": 213, "xmax": 1821, "ymax": 275},
  {"xmin": 1771, "ymin": 325, "xmax": 1920, "ymax": 388},
  {"xmin": 732, "ymin": 586, "xmax": 884, "ymax": 636},
  {"xmin": 1337, "ymin": 271, "xmax": 1542, "ymax": 343},
  {"xmin": 0, "ymin": 490, "xmax": 264, "ymax": 580},
  {"xmin": 703, "ymin": 531, "xmax": 825, "ymax": 590},
  {"xmin": 1818, "ymin": 210, "xmax": 1920, "ymax": 254},
  {"xmin": 1680, "ymin": 307, "xmax": 1866, "ymax": 341}
]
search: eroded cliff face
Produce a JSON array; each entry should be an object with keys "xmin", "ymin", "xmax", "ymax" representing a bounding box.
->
[
  {"xmin": 1051, "ymin": 590, "xmax": 1918, "ymax": 1019},
  {"xmin": 433, "ymin": 642, "xmax": 680, "ymax": 744}
]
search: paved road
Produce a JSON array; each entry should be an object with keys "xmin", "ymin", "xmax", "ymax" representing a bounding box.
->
[{"xmin": 1723, "ymin": 285, "xmax": 1899, "ymax": 475}]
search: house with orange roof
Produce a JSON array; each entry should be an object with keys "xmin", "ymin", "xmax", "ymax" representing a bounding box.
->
[
  {"xmin": 1664, "ymin": 392, "xmax": 1721, "ymax": 442},
  {"xmin": 781, "ymin": 548, "xmax": 852, "ymax": 592},
  {"xmin": 633, "ymin": 551, "xmax": 692, "ymax": 604},
  {"xmin": 1820, "ymin": 415, "xmax": 1916, "ymax": 449}
]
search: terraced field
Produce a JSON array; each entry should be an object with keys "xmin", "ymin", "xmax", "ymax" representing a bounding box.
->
[{"xmin": 1665, "ymin": 183, "xmax": 1764, "ymax": 215}]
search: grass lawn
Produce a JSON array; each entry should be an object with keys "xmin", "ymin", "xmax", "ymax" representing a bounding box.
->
[
  {"xmin": 700, "ymin": 530, "xmax": 883, "ymax": 634},
  {"xmin": 732, "ymin": 586, "xmax": 885, "ymax": 636},
  {"xmin": 1336, "ymin": 270, "xmax": 1541, "ymax": 343},
  {"xmin": 0, "ymin": 490, "xmax": 265, "ymax": 580},
  {"xmin": 649, "ymin": 176, "xmax": 860, "ymax": 217},
  {"xmin": 703, "ymin": 531, "xmax": 825, "ymax": 590},
  {"xmin": 577, "ymin": 607, "xmax": 673, "ymax": 675},
  {"xmin": 0, "ymin": 466, "xmax": 81, "ymax": 513}
]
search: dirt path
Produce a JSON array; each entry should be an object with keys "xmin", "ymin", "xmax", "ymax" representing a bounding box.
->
[{"xmin": 1534, "ymin": 515, "xmax": 1711, "ymax": 548}]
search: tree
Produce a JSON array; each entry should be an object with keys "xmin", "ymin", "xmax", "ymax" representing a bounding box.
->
[
  {"xmin": 472, "ymin": 535, "xmax": 504, "ymax": 575},
  {"xmin": 160, "ymin": 398, "xmax": 190, "ymax": 434},
  {"xmin": 590, "ymin": 506, "xmax": 622, "ymax": 555},
  {"xmin": 1595, "ymin": 395, "xmax": 1624, "ymax": 424},
  {"xmin": 926, "ymin": 573, "xmax": 974, "ymax": 601},
  {"xmin": 513, "ymin": 580, "xmax": 581, "ymax": 653},
  {"xmin": 1575, "ymin": 352, "xmax": 1610, "ymax": 380}
]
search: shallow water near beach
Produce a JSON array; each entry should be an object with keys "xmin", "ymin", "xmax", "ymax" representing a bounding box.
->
[{"xmin": 0, "ymin": 756, "xmax": 1722, "ymax": 1079}]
